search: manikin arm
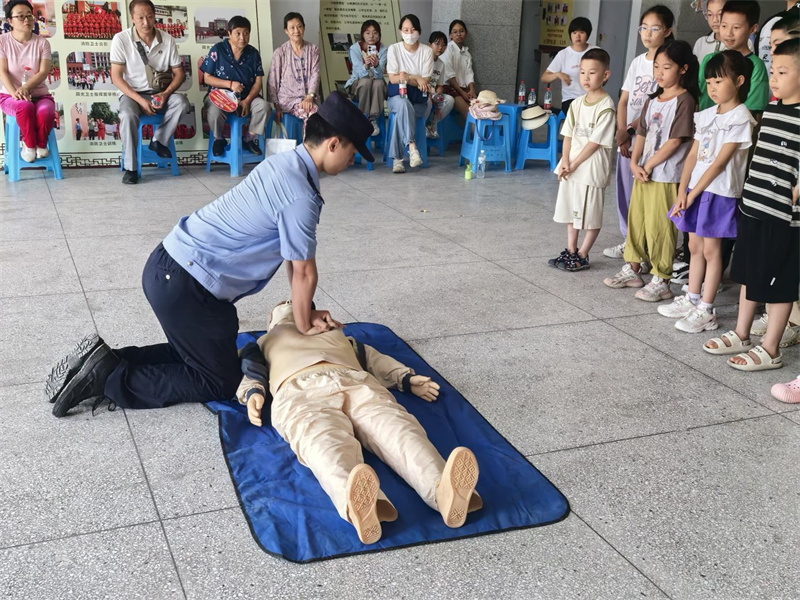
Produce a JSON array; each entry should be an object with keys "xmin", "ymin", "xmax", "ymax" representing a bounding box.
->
[{"xmin": 351, "ymin": 339, "xmax": 440, "ymax": 402}]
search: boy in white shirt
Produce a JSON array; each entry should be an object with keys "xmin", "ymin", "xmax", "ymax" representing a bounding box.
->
[
  {"xmin": 426, "ymin": 31, "xmax": 455, "ymax": 138},
  {"xmin": 542, "ymin": 17, "xmax": 596, "ymax": 115},
  {"xmin": 549, "ymin": 49, "xmax": 616, "ymax": 272}
]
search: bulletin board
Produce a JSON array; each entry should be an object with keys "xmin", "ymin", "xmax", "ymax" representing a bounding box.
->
[
  {"xmin": 540, "ymin": 0, "xmax": 572, "ymax": 52},
  {"xmin": 0, "ymin": 0, "xmax": 273, "ymax": 167}
]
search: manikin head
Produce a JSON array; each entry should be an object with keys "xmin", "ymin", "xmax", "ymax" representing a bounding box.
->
[{"xmin": 267, "ymin": 301, "xmax": 295, "ymax": 332}]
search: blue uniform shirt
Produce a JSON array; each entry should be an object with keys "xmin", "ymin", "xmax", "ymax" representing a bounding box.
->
[
  {"xmin": 162, "ymin": 145, "xmax": 323, "ymax": 303},
  {"xmin": 199, "ymin": 40, "xmax": 264, "ymax": 95}
]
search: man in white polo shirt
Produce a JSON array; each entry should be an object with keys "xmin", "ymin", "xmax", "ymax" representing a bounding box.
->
[{"xmin": 110, "ymin": 0, "xmax": 189, "ymax": 184}]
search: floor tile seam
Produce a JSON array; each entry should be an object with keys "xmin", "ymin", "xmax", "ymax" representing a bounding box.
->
[
  {"xmin": 0, "ymin": 517, "xmax": 162, "ymax": 552},
  {"xmin": 401, "ymin": 316, "xmax": 601, "ymax": 344},
  {"xmin": 160, "ymin": 505, "xmax": 240, "ymax": 524},
  {"xmin": 121, "ymin": 409, "xmax": 188, "ymax": 599},
  {"xmin": 571, "ymin": 512, "xmax": 675, "ymax": 600},
  {"xmin": 317, "ymin": 258, "xmax": 489, "ymax": 277},
  {"xmin": 599, "ymin": 317, "xmax": 786, "ymax": 415},
  {"xmin": 526, "ymin": 412, "xmax": 790, "ymax": 459},
  {"xmin": 367, "ymin": 186, "xmax": 450, "ymax": 224}
]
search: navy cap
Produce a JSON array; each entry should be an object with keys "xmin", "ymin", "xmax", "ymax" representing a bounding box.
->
[{"xmin": 316, "ymin": 91, "xmax": 375, "ymax": 162}]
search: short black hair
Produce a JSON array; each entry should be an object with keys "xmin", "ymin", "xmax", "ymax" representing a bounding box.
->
[
  {"xmin": 773, "ymin": 37, "xmax": 800, "ymax": 65},
  {"xmin": 283, "ymin": 12, "xmax": 304, "ymax": 29},
  {"xmin": 304, "ymin": 113, "xmax": 353, "ymax": 148},
  {"xmin": 226, "ymin": 15, "xmax": 250, "ymax": 33},
  {"xmin": 361, "ymin": 19, "xmax": 381, "ymax": 38},
  {"xmin": 773, "ymin": 15, "xmax": 800, "ymax": 35},
  {"xmin": 429, "ymin": 30, "xmax": 447, "ymax": 45},
  {"xmin": 568, "ymin": 16, "xmax": 592, "ymax": 37},
  {"xmin": 720, "ymin": 1, "xmax": 760, "ymax": 27},
  {"xmin": 399, "ymin": 14, "xmax": 421, "ymax": 34},
  {"xmin": 128, "ymin": 0, "xmax": 155, "ymax": 15},
  {"xmin": 581, "ymin": 47, "xmax": 610, "ymax": 70},
  {"xmin": 5, "ymin": 0, "xmax": 32, "ymax": 19},
  {"xmin": 704, "ymin": 49, "xmax": 753, "ymax": 102},
  {"xmin": 449, "ymin": 19, "xmax": 467, "ymax": 34}
]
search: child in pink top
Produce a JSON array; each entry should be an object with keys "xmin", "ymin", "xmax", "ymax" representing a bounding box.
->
[{"xmin": 0, "ymin": 0, "xmax": 55, "ymax": 162}]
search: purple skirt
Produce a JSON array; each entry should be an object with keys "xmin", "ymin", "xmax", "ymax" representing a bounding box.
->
[{"xmin": 669, "ymin": 189, "xmax": 738, "ymax": 238}]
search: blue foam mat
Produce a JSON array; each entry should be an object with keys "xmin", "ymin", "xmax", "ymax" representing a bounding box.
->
[{"xmin": 206, "ymin": 323, "xmax": 570, "ymax": 563}]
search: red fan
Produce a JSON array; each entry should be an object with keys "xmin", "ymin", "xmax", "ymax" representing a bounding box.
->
[{"xmin": 209, "ymin": 88, "xmax": 239, "ymax": 112}]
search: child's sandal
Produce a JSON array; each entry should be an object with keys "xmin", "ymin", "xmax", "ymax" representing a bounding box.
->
[
  {"xmin": 728, "ymin": 345, "xmax": 783, "ymax": 372},
  {"xmin": 703, "ymin": 330, "xmax": 752, "ymax": 355}
]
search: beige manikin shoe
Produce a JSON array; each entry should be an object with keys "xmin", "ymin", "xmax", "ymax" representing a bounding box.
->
[
  {"xmin": 345, "ymin": 463, "xmax": 382, "ymax": 544},
  {"xmin": 435, "ymin": 447, "xmax": 482, "ymax": 528}
]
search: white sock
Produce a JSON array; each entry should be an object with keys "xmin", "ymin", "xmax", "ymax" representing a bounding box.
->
[
  {"xmin": 698, "ymin": 301, "xmax": 713, "ymax": 312},
  {"xmin": 687, "ymin": 292, "xmax": 701, "ymax": 304}
]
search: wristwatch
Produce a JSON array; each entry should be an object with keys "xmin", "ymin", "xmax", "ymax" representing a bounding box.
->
[
  {"xmin": 626, "ymin": 126, "xmax": 636, "ymax": 136},
  {"xmin": 306, "ymin": 92, "xmax": 316, "ymax": 99}
]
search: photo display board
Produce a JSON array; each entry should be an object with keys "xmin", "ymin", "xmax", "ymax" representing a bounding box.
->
[{"xmin": 0, "ymin": 0, "xmax": 272, "ymax": 167}]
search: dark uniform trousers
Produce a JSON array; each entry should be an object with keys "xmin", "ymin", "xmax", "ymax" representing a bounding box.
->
[{"xmin": 103, "ymin": 244, "xmax": 242, "ymax": 409}]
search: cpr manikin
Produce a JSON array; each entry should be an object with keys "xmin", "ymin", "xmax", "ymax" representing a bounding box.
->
[{"xmin": 237, "ymin": 301, "xmax": 483, "ymax": 544}]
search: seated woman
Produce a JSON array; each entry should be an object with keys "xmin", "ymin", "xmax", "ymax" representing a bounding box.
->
[
  {"xmin": 440, "ymin": 19, "xmax": 476, "ymax": 119},
  {"xmin": 0, "ymin": 0, "xmax": 55, "ymax": 162},
  {"xmin": 541, "ymin": 17, "xmax": 595, "ymax": 115},
  {"xmin": 345, "ymin": 19, "xmax": 387, "ymax": 137},
  {"xmin": 267, "ymin": 12, "xmax": 320, "ymax": 125},
  {"xmin": 200, "ymin": 15, "xmax": 269, "ymax": 157},
  {"xmin": 237, "ymin": 301, "xmax": 483, "ymax": 545},
  {"xmin": 386, "ymin": 13, "xmax": 433, "ymax": 174}
]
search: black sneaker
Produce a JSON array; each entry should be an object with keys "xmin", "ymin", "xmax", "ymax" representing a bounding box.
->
[
  {"xmin": 148, "ymin": 139, "xmax": 172, "ymax": 158},
  {"xmin": 52, "ymin": 344, "xmax": 120, "ymax": 418},
  {"xmin": 212, "ymin": 138, "xmax": 227, "ymax": 156},
  {"xmin": 561, "ymin": 253, "xmax": 590, "ymax": 272},
  {"xmin": 548, "ymin": 248, "xmax": 572, "ymax": 269},
  {"xmin": 45, "ymin": 333, "xmax": 102, "ymax": 403},
  {"xmin": 121, "ymin": 169, "xmax": 138, "ymax": 184},
  {"xmin": 244, "ymin": 138, "xmax": 262, "ymax": 155}
]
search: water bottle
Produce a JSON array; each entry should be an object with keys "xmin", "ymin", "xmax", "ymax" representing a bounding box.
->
[
  {"xmin": 527, "ymin": 87, "xmax": 536, "ymax": 106},
  {"xmin": 21, "ymin": 66, "xmax": 30, "ymax": 85},
  {"xmin": 517, "ymin": 80, "xmax": 525, "ymax": 103},
  {"xmin": 477, "ymin": 150, "xmax": 486, "ymax": 179},
  {"xmin": 399, "ymin": 80, "xmax": 407, "ymax": 96},
  {"xmin": 544, "ymin": 87, "xmax": 552, "ymax": 110},
  {"xmin": 464, "ymin": 163, "xmax": 473, "ymax": 180}
]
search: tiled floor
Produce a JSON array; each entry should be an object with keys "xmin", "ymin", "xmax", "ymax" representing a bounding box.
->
[{"xmin": 2, "ymin": 154, "xmax": 798, "ymax": 600}]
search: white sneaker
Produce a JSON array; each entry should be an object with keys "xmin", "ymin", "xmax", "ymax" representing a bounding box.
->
[
  {"xmin": 780, "ymin": 325, "xmax": 800, "ymax": 348},
  {"xmin": 634, "ymin": 277, "xmax": 674, "ymax": 302},
  {"xmin": 639, "ymin": 261, "xmax": 651, "ymax": 275},
  {"xmin": 603, "ymin": 264, "xmax": 645, "ymax": 289},
  {"xmin": 657, "ymin": 295, "xmax": 696, "ymax": 318},
  {"xmin": 371, "ymin": 120, "xmax": 380, "ymax": 137},
  {"xmin": 408, "ymin": 147, "xmax": 423, "ymax": 168},
  {"xmin": 603, "ymin": 242, "xmax": 625, "ymax": 259},
  {"xmin": 21, "ymin": 143, "xmax": 36, "ymax": 163},
  {"xmin": 426, "ymin": 123, "xmax": 439, "ymax": 139},
  {"xmin": 392, "ymin": 158, "xmax": 406, "ymax": 174},
  {"xmin": 36, "ymin": 146, "xmax": 50, "ymax": 159},
  {"xmin": 750, "ymin": 313, "xmax": 769, "ymax": 337},
  {"xmin": 675, "ymin": 306, "xmax": 719, "ymax": 333}
]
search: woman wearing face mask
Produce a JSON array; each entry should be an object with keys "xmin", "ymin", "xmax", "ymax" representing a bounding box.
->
[
  {"xmin": 386, "ymin": 13, "xmax": 433, "ymax": 173},
  {"xmin": 267, "ymin": 11, "xmax": 320, "ymax": 124},
  {"xmin": 201, "ymin": 15, "xmax": 269, "ymax": 157},
  {"xmin": 345, "ymin": 19, "xmax": 388, "ymax": 137}
]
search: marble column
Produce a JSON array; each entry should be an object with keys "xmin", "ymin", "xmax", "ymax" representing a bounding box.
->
[{"xmin": 432, "ymin": 0, "xmax": 523, "ymax": 102}]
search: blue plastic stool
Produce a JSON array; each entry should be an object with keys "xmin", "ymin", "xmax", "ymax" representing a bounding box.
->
[
  {"xmin": 353, "ymin": 112, "xmax": 386, "ymax": 171},
  {"xmin": 3, "ymin": 114, "xmax": 63, "ymax": 182},
  {"xmin": 120, "ymin": 114, "xmax": 179, "ymax": 177},
  {"xmin": 426, "ymin": 111, "xmax": 462, "ymax": 157},
  {"xmin": 514, "ymin": 113, "xmax": 560, "ymax": 172},
  {"xmin": 458, "ymin": 113, "xmax": 513, "ymax": 173},
  {"xmin": 281, "ymin": 113, "xmax": 304, "ymax": 145},
  {"xmin": 557, "ymin": 110, "xmax": 566, "ymax": 154},
  {"xmin": 206, "ymin": 111, "xmax": 272, "ymax": 177},
  {"xmin": 383, "ymin": 110, "xmax": 428, "ymax": 168}
]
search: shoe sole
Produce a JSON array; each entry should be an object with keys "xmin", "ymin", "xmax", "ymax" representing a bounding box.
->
[
  {"xmin": 603, "ymin": 278, "xmax": 645, "ymax": 289},
  {"xmin": 438, "ymin": 447, "xmax": 479, "ymax": 528},
  {"xmin": 346, "ymin": 464, "xmax": 382, "ymax": 545},
  {"xmin": 675, "ymin": 319, "xmax": 719, "ymax": 333},
  {"xmin": 635, "ymin": 290, "xmax": 674, "ymax": 302},
  {"xmin": 602, "ymin": 252, "xmax": 624, "ymax": 259},
  {"xmin": 45, "ymin": 333, "xmax": 101, "ymax": 403},
  {"xmin": 52, "ymin": 344, "xmax": 110, "ymax": 418}
]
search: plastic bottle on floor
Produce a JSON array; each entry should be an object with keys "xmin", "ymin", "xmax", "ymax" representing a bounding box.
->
[{"xmin": 477, "ymin": 150, "xmax": 486, "ymax": 179}]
